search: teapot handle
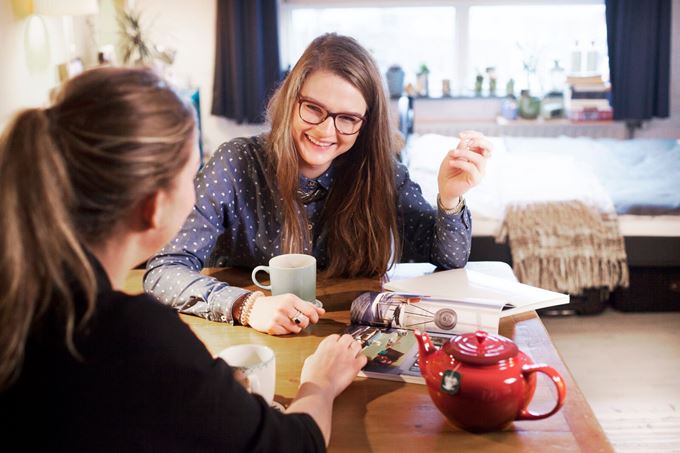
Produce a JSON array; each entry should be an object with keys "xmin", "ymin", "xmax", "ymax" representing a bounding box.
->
[{"xmin": 516, "ymin": 364, "xmax": 567, "ymax": 421}]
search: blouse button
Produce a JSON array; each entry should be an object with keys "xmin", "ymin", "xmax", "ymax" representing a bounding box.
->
[{"xmin": 308, "ymin": 223, "xmax": 313, "ymax": 231}]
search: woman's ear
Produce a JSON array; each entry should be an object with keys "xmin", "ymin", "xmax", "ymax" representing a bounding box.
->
[{"xmin": 140, "ymin": 190, "xmax": 163, "ymax": 231}]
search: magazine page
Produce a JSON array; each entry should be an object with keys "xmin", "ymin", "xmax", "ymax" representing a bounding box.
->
[
  {"xmin": 350, "ymin": 291, "xmax": 506, "ymax": 335},
  {"xmin": 347, "ymin": 291, "xmax": 506, "ymax": 384},
  {"xmin": 346, "ymin": 325, "xmax": 452, "ymax": 384},
  {"xmin": 382, "ymin": 268, "xmax": 569, "ymax": 317}
]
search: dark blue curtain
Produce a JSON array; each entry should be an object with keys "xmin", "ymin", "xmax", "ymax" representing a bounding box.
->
[
  {"xmin": 605, "ymin": 0, "xmax": 671, "ymax": 120},
  {"xmin": 212, "ymin": 0, "xmax": 281, "ymax": 124}
]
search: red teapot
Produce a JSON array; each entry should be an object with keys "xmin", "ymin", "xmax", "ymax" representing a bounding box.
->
[{"xmin": 415, "ymin": 330, "xmax": 566, "ymax": 432}]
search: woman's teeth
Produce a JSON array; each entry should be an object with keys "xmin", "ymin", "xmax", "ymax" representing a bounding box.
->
[{"xmin": 306, "ymin": 134, "xmax": 333, "ymax": 147}]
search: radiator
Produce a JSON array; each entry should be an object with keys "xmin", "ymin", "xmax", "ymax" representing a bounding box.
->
[{"xmin": 415, "ymin": 120, "xmax": 628, "ymax": 139}]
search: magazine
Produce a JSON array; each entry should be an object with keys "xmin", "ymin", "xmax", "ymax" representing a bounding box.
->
[
  {"xmin": 347, "ymin": 291, "xmax": 506, "ymax": 384},
  {"xmin": 382, "ymin": 267, "xmax": 569, "ymax": 317}
]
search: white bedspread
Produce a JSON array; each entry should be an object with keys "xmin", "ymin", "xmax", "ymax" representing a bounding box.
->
[{"xmin": 405, "ymin": 134, "xmax": 616, "ymax": 232}]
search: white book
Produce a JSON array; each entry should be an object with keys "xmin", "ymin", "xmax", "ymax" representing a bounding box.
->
[{"xmin": 383, "ymin": 267, "xmax": 569, "ymax": 317}]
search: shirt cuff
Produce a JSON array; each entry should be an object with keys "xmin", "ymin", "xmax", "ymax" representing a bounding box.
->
[{"xmin": 208, "ymin": 286, "xmax": 250, "ymax": 323}]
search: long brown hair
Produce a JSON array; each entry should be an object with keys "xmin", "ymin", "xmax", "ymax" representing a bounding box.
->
[
  {"xmin": 0, "ymin": 67, "xmax": 195, "ymax": 390},
  {"xmin": 267, "ymin": 33, "xmax": 400, "ymax": 277}
]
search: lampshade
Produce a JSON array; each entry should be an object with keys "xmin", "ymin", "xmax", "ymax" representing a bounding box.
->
[{"xmin": 33, "ymin": 0, "xmax": 99, "ymax": 16}]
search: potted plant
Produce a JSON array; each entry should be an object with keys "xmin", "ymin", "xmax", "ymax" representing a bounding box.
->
[
  {"xmin": 417, "ymin": 63, "xmax": 430, "ymax": 97},
  {"xmin": 118, "ymin": 9, "xmax": 175, "ymax": 68}
]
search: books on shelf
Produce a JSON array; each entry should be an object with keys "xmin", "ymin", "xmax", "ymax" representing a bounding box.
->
[
  {"xmin": 566, "ymin": 74, "xmax": 605, "ymax": 86},
  {"xmin": 346, "ymin": 267, "xmax": 569, "ymax": 384},
  {"xmin": 570, "ymin": 87, "xmax": 610, "ymax": 98},
  {"xmin": 564, "ymin": 72, "xmax": 613, "ymax": 120},
  {"xmin": 568, "ymin": 107, "xmax": 613, "ymax": 121}
]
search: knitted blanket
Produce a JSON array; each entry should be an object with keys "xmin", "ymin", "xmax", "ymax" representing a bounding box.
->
[
  {"xmin": 494, "ymin": 151, "xmax": 629, "ymax": 295},
  {"xmin": 497, "ymin": 201, "xmax": 629, "ymax": 294}
]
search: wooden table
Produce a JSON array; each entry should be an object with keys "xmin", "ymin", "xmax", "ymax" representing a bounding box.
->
[{"xmin": 125, "ymin": 263, "xmax": 613, "ymax": 453}]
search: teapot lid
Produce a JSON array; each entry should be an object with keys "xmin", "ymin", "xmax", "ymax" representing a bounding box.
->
[{"xmin": 444, "ymin": 331, "xmax": 518, "ymax": 365}]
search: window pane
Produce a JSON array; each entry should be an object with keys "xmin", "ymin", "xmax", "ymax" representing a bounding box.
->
[
  {"xmin": 468, "ymin": 4, "xmax": 608, "ymax": 96},
  {"xmin": 287, "ymin": 7, "xmax": 456, "ymax": 97}
]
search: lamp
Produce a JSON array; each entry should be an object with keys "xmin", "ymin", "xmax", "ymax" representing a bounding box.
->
[
  {"xmin": 34, "ymin": 0, "xmax": 99, "ymax": 16},
  {"xmin": 11, "ymin": 0, "xmax": 99, "ymax": 17},
  {"xmin": 33, "ymin": 0, "xmax": 100, "ymax": 80}
]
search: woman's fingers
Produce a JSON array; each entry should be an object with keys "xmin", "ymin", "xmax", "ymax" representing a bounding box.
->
[
  {"xmin": 337, "ymin": 333, "xmax": 357, "ymax": 348},
  {"xmin": 457, "ymin": 130, "xmax": 494, "ymax": 156},
  {"xmin": 273, "ymin": 312, "xmax": 303, "ymax": 335},
  {"xmin": 248, "ymin": 294, "xmax": 326, "ymax": 336},
  {"xmin": 293, "ymin": 299, "xmax": 324, "ymax": 324},
  {"xmin": 449, "ymin": 159, "xmax": 483, "ymax": 181}
]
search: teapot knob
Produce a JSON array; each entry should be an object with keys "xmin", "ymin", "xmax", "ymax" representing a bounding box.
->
[{"xmin": 474, "ymin": 330, "xmax": 488, "ymax": 345}]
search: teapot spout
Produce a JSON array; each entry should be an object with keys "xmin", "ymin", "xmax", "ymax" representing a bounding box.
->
[{"xmin": 414, "ymin": 330, "xmax": 437, "ymax": 360}]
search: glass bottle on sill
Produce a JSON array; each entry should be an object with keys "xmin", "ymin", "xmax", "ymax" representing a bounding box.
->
[{"xmin": 474, "ymin": 74, "xmax": 483, "ymax": 97}]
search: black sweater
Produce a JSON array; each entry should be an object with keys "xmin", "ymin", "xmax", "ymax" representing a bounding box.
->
[{"xmin": 0, "ymin": 259, "xmax": 324, "ymax": 452}]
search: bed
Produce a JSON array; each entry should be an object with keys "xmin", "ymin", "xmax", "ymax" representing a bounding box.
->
[{"xmin": 401, "ymin": 133, "xmax": 680, "ymax": 313}]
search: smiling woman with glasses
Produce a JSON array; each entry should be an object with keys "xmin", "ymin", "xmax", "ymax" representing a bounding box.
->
[{"xmin": 145, "ymin": 33, "xmax": 493, "ymax": 337}]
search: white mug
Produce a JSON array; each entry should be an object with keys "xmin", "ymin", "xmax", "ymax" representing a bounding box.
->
[
  {"xmin": 252, "ymin": 253, "xmax": 317, "ymax": 302},
  {"xmin": 218, "ymin": 344, "xmax": 276, "ymax": 405}
]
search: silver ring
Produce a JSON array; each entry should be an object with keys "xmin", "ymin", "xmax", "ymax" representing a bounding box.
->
[{"xmin": 291, "ymin": 310, "xmax": 304, "ymax": 325}]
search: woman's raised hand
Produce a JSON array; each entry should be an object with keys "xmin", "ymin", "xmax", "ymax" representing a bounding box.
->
[
  {"xmin": 437, "ymin": 130, "xmax": 493, "ymax": 208},
  {"xmin": 248, "ymin": 294, "xmax": 325, "ymax": 335}
]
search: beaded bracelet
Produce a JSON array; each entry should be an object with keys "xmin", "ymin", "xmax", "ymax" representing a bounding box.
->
[
  {"xmin": 231, "ymin": 294, "xmax": 248, "ymax": 325},
  {"xmin": 240, "ymin": 291, "xmax": 264, "ymax": 327}
]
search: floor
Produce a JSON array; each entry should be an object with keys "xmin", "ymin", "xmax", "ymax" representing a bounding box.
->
[{"xmin": 542, "ymin": 308, "xmax": 680, "ymax": 452}]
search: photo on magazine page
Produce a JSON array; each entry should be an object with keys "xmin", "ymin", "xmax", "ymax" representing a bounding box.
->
[{"xmin": 345, "ymin": 323, "xmax": 453, "ymax": 384}]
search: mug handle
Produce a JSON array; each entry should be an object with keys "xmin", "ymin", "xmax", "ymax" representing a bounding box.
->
[
  {"xmin": 251, "ymin": 266, "xmax": 272, "ymax": 290},
  {"xmin": 516, "ymin": 364, "xmax": 567, "ymax": 421}
]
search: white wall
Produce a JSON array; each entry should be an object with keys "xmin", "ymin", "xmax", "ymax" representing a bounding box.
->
[
  {"xmin": 0, "ymin": 4, "xmax": 69, "ymax": 127},
  {"xmin": 0, "ymin": 1, "xmax": 104, "ymax": 129},
  {"xmin": 133, "ymin": 0, "xmax": 267, "ymax": 156}
]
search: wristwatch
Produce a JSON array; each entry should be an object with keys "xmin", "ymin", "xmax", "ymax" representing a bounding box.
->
[{"xmin": 437, "ymin": 194, "xmax": 466, "ymax": 215}]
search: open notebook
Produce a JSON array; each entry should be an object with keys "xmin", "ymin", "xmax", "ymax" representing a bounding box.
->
[{"xmin": 383, "ymin": 267, "xmax": 569, "ymax": 317}]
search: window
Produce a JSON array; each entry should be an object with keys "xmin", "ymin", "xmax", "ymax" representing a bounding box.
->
[
  {"xmin": 280, "ymin": 1, "xmax": 608, "ymax": 98},
  {"xmin": 282, "ymin": 6, "xmax": 456, "ymax": 97},
  {"xmin": 468, "ymin": 4, "xmax": 608, "ymax": 96}
]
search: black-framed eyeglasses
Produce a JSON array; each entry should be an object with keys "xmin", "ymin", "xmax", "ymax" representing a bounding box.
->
[{"xmin": 297, "ymin": 97, "xmax": 366, "ymax": 135}]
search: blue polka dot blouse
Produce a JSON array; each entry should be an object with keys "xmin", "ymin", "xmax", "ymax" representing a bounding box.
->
[{"xmin": 144, "ymin": 135, "xmax": 472, "ymax": 323}]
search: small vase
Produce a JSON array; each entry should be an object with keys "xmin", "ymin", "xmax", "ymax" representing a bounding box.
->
[
  {"xmin": 518, "ymin": 90, "xmax": 541, "ymax": 119},
  {"xmin": 386, "ymin": 65, "xmax": 405, "ymax": 99}
]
